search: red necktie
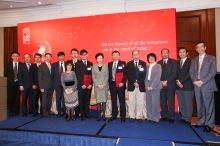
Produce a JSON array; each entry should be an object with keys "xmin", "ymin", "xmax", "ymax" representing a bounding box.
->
[{"xmin": 60, "ymin": 63, "xmax": 63, "ymax": 80}]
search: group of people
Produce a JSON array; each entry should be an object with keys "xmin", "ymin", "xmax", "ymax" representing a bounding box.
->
[{"xmin": 4, "ymin": 41, "xmax": 218, "ymax": 133}]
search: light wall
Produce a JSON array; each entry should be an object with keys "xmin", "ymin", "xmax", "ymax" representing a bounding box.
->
[
  {"xmin": 0, "ymin": 28, "xmax": 3, "ymax": 76},
  {"xmin": 216, "ymin": 8, "xmax": 220, "ymax": 72}
]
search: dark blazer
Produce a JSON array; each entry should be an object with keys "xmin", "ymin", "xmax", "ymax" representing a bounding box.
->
[
  {"xmin": 75, "ymin": 60, "xmax": 93, "ymax": 89},
  {"xmin": 158, "ymin": 58, "xmax": 177, "ymax": 90},
  {"xmin": 176, "ymin": 58, "xmax": 193, "ymax": 91},
  {"xmin": 189, "ymin": 54, "xmax": 217, "ymax": 92},
  {"xmin": 67, "ymin": 59, "xmax": 78, "ymax": 71},
  {"xmin": 38, "ymin": 63, "xmax": 53, "ymax": 89},
  {"xmin": 18, "ymin": 63, "xmax": 33, "ymax": 89},
  {"xmin": 30, "ymin": 63, "xmax": 40, "ymax": 88},
  {"xmin": 108, "ymin": 60, "xmax": 127, "ymax": 89},
  {"xmin": 52, "ymin": 61, "xmax": 66, "ymax": 88},
  {"xmin": 4, "ymin": 62, "xmax": 22, "ymax": 88},
  {"xmin": 127, "ymin": 60, "xmax": 146, "ymax": 92}
]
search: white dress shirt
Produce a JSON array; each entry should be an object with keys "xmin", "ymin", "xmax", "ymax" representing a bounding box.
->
[
  {"xmin": 133, "ymin": 60, "xmax": 139, "ymax": 66},
  {"xmin": 148, "ymin": 62, "xmax": 156, "ymax": 80},
  {"xmin": 180, "ymin": 57, "xmax": 187, "ymax": 67},
  {"xmin": 59, "ymin": 61, "xmax": 65, "ymax": 72}
]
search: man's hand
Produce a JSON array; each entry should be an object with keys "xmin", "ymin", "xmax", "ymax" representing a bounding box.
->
[
  {"xmin": 40, "ymin": 89, "xmax": 44, "ymax": 92},
  {"xmin": 194, "ymin": 80, "xmax": 203, "ymax": 88},
  {"xmin": 161, "ymin": 81, "xmax": 167, "ymax": 87},
  {"xmin": 82, "ymin": 85, "xmax": 86, "ymax": 89},
  {"xmin": 98, "ymin": 85, "xmax": 104, "ymax": 89},
  {"xmin": 176, "ymin": 80, "xmax": 183, "ymax": 88},
  {"xmin": 119, "ymin": 83, "xmax": 124, "ymax": 87},
  {"xmin": 32, "ymin": 85, "xmax": 37, "ymax": 89},
  {"xmin": 87, "ymin": 85, "xmax": 92, "ymax": 89},
  {"xmin": 134, "ymin": 82, "xmax": 139, "ymax": 88}
]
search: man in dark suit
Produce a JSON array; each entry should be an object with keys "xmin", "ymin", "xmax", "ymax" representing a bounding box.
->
[
  {"xmin": 176, "ymin": 47, "xmax": 194, "ymax": 125},
  {"xmin": 189, "ymin": 41, "xmax": 217, "ymax": 132},
  {"xmin": 158, "ymin": 48, "xmax": 177, "ymax": 123},
  {"xmin": 108, "ymin": 51, "xmax": 127, "ymax": 123},
  {"xmin": 67, "ymin": 48, "xmax": 80, "ymax": 117},
  {"xmin": 52, "ymin": 51, "xmax": 66, "ymax": 117},
  {"xmin": 30, "ymin": 53, "xmax": 42, "ymax": 116},
  {"xmin": 18, "ymin": 53, "xmax": 33, "ymax": 117},
  {"xmin": 38, "ymin": 53, "xmax": 53, "ymax": 117},
  {"xmin": 127, "ymin": 50, "xmax": 146, "ymax": 123},
  {"xmin": 76, "ymin": 49, "xmax": 93, "ymax": 121},
  {"xmin": 4, "ymin": 52, "xmax": 21, "ymax": 117}
]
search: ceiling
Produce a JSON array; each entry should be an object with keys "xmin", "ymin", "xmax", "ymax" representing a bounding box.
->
[{"xmin": 0, "ymin": 0, "xmax": 74, "ymax": 10}]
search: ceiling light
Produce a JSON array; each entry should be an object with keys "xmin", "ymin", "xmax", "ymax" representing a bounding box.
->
[{"xmin": 38, "ymin": 2, "xmax": 42, "ymax": 4}]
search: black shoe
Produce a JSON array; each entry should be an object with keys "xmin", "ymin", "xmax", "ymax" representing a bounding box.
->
[
  {"xmin": 85, "ymin": 115, "xmax": 92, "ymax": 119},
  {"xmin": 204, "ymin": 126, "xmax": 212, "ymax": 132},
  {"xmin": 14, "ymin": 113, "xmax": 19, "ymax": 116},
  {"xmin": 138, "ymin": 119, "xmax": 142, "ymax": 123},
  {"xmin": 23, "ymin": 113, "xmax": 27, "ymax": 117},
  {"xmin": 64, "ymin": 113, "xmax": 68, "ymax": 118},
  {"xmin": 29, "ymin": 111, "xmax": 33, "ymax": 115},
  {"xmin": 97, "ymin": 118, "xmax": 100, "ymax": 121},
  {"xmin": 66, "ymin": 117, "xmax": 70, "ymax": 122},
  {"xmin": 32, "ymin": 113, "xmax": 38, "ymax": 117},
  {"xmin": 160, "ymin": 118, "xmax": 168, "ymax": 121},
  {"xmin": 57, "ymin": 112, "xmax": 61, "ymax": 117},
  {"xmin": 60, "ymin": 112, "xmax": 64, "ymax": 116},
  {"xmin": 146, "ymin": 119, "xmax": 152, "ymax": 122},
  {"xmin": 185, "ymin": 121, "xmax": 191, "ymax": 125},
  {"xmin": 75, "ymin": 114, "xmax": 79, "ymax": 118},
  {"xmin": 130, "ymin": 118, "xmax": 134, "ymax": 122},
  {"xmin": 178, "ymin": 119, "xmax": 185, "ymax": 123},
  {"xmin": 9, "ymin": 113, "xmax": 13, "ymax": 117},
  {"xmin": 192, "ymin": 124, "xmax": 202, "ymax": 128},
  {"xmin": 121, "ymin": 118, "xmax": 125, "ymax": 123},
  {"xmin": 169, "ymin": 119, "xmax": 174, "ymax": 123},
  {"xmin": 81, "ymin": 116, "xmax": 86, "ymax": 121},
  {"xmin": 43, "ymin": 113, "xmax": 50, "ymax": 117},
  {"xmin": 110, "ymin": 117, "xmax": 117, "ymax": 121}
]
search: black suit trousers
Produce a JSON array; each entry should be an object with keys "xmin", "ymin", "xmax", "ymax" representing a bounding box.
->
[
  {"xmin": 78, "ymin": 88, "xmax": 92, "ymax": 116},
  {"xmin": 21, "ymin": 87, "xmax": 31, "ymax": 113},
  {"xmin": 32, "ymin": 88, "xmax": 42, "ymax": 114},
  {"xmin": 110, "ymin": 81, "xmax": 126, "ymax": 118},
  {"xmin": 7, "ymin": 81, "xmax": 20, "ymax": 114},
  {"xmin": 55, "ymin": 82, "xmax": 65, "ymax": 113}
]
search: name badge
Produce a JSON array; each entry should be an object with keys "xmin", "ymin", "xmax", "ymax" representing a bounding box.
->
[
  {"xmin": 87, "ymin": 68, "xmax": 91, "ymax": 70},
  {"xmin": 139, "ymin": 68, "xmax": 144, "ymax": 71},
  {"xmin": 118, "ymin": 66, "xmax": 122, "ymax": 69}
]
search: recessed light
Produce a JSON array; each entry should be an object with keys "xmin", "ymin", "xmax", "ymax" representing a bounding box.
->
[
  {"xmin": 38, "ymin": 2, "xmax": 42, "ymax": 4},
  {"xmin": 10, "ymin": 5, "xmax": 13, "ymax": 7}
]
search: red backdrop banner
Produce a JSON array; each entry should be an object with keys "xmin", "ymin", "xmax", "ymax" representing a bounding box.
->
[{"xmin": 18, "ymin": 8, "xmax": 178, "ymax": 111}]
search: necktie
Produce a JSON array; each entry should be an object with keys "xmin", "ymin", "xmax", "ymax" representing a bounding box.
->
[
  {"xmin": 84, "ymin": 61, "xmax": 87, "ymax": 68},
  {"xmin": 73, "ymin": 60, "xmax": 76, "ymax": 70},
  {"xmin": 180, "ymin": 60, "xmax": 183, "ymax": 69},
  {"xmin": 198, "ymin": 57, "xmax": 202, "ymax": 79},
  {"xmin": 112, "ymin": 62, "xmax": 116, "ymax": 81},
  {"xmin": 135, "ymin": 62, "xmax": 139, "ymax": 80},
  {"xmin": 163, "ymin": 60, "xmax": 167, "ymax": 68},
  {"xmin": 60, "ymin": 63, "xmax": 63, "ymax": 80},
  {"xmin": 14, "ymin": 63, "xmax": 18, "ymax": 81},
  {"xmin": 27, "ymin": 63, "xmax": 31, "ymax": 71},
  {"xmin": 48, "ymin": 63, "xmax": 51, "ymax": 74},
  {"xmin": 37, "ymin": 63, "xmax": 39, "ymax": 68}
]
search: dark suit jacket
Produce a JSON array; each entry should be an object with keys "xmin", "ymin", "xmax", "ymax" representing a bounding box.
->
[
  {"xmin": 158, "ymin": 58, "xmax": 177, "ymax": 90},
  {"xmin": 176, "ymin": 58, "xmax": 193, "ymax": 91},
  {"xmin": 67, "ymin": 59, "xmax": 78, "ymax": 71},
  {"xmin": 127, "ymin": 60, "xmax": 146, "ymax": 92},
  {"xmin": 52, "ymin": 61, "xmax": 66, "ymax": 88},
  {"xmin": 108, "ymin": 60, "xmax": 127, "ymax": 90},
  {"xmin": 4, "ymin": 62, "xmax": 22, "ymax": 88},
  {"xmin": 30, "ymin": 63, "xmax": 40, "ymax": 88},
  {"xmin": 75, "ymin": 60, "xmax": 93, "ymax": 90},
  {"xmin": 38, "ymin": 63, "xmax": 53, "ymax": 89},
  {"xmin": 18, "ymin": 63, "xmax": 33, "ymax": 89}
]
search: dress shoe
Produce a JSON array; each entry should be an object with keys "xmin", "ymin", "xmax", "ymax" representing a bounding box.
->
[
  {"xmin": 146, "ymin": 119, "xmax": 152, "ymax": 122},
  {"xmin": 110, "ymin": 117, "xmax": 117, "ymax": 121},
  {"xmin": 97, "ymin": 118, "xmax": 100, "ymax": 121},
  {"xmin": 184, "ymin": 121, "xmax": 191, "ymax": 125},
  {"xmin": 178, "ymin": 119, "xmax": 185, "ymax": 123},
  {"xmin": 43, "ymin": 113, "xmax": 50, "ymax": 117},
  {"xmin": 81, "ymin": 116, "xmax": 86, "ymax": 121},
  {"xmin": 71, "ymin": 116, "xmax": 76, "ymax": 121},
  {"xmin": 192, "ymin": 124, "xmax": 202, "ymax": 128},
  {"xmin": 29, "ymin": 112, "xmax": 33, "ymax": 115},
  {"xmin": 60, "ymin": 112, "xmax": 64, "ymax": 116},
  {"xmin": 121, "ymin": 118, "xmax": 125, "ymax": 123},
  {"xmin": 85, "ymin": 115, "xmax": 92, "ymax": 119},
  {"xmin": 57, "ymin": 112, "xmax": 61, "ymax": 117},
  {"xmin": 75, "ymin": 114, "xmax": 79, "ymax": 118},
  {"xmin": 9, "ymin": 113, "xmax": 13, "ymax": 117},
  {"xmin": 138, "ymin": 119, "xmax": 142, "ymax": 123},
  {"xmin": 66, "ymin": 117, "xmax": 70, "ymax": 122},
  {"xmin": 14, "ymin": 113, "xmax": 19, "ymax": 116},
  {"xmin": 23, "ymin": 113, "xmax": 27, "ymax": 117},
  {"xmin": 32, "ymin": 113, "xmax": 38, "ymax": 117},
  {"xmin": 169, "ymin": 119, "xmax": 174, "ymax": 123},
  {"xmin": 204, "ymin": 126, "xmax": 212, "ymax": 132},
  {"xmin": 130, "ymin": 118, "xmax": 135, "ymax": 122},
  {"xmin": 160, "ymin": 118, "xmax": 168, "ymax": 121},
  {"xmin": 64, "ymin": 113, "xmax": 68, "ymax": 118},
  {"xmin": 152, "ymin": 121, "xmax": 157, "ymax": 124}
]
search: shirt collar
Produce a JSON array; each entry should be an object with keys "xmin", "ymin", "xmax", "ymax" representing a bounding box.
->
[
  {"xmin": 59, "ymin": 61, "xmax": 64, "ymax": 64},
  {"xmin": 163, "ymin": 58, "xmax": 168, "ymax": 63},
  {"xmin": 73, "ymin": 59, "xmax": 77, "ymax": 62},
  {"xmin": 181, "ymin": 57, "xmax": 187, "ymax": 62},
  {"xmin": 113, "ymin": 60, "xmax": 118, "ymax": 64},
  {"xmin": 199, "ymin": 53, "xmax": 206, "ymax": 59},
  {"xmin": 149, "ymin": 62, "xmax": 156, "ymax": 67},
  {"xmin": 134, "ymin": 60, "xmax": 139, "ymax": 64}
]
